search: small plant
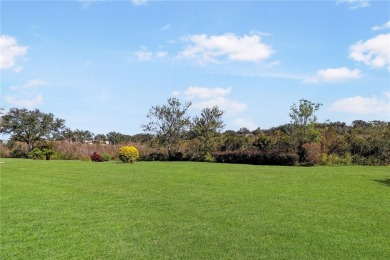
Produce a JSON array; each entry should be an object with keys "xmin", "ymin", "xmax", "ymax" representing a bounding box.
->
[
  {"xmin": 119, "ymin": 145, "xmax": 139, "ymax": 163},
  {"xmin": 101, "ymin": 153, "xmax": 111, "ymax": 161},
  {"xmin": 28, "ymin": 148, "xmax": 43, "ymax": 160},
  {"xmin": 91, "ymin": 152, "xmax": 104, "ymax": 162},
  {"xmin": 42, "ymin": 148, "xmax": 55, "ymax": 160}
]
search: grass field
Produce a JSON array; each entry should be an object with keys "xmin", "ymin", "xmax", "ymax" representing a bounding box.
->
[{"xmin": 1, "ymin": 159, "xmax": 389, "ymax": 259}]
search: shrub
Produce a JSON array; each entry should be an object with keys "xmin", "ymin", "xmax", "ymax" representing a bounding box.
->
[
  {"xmin": 101, "ymin": 153, "xmax": 111, "ymax": 161},
  {"xmin": 212, "ymin": 150, "xmax": 298, "ymax": 166},
  {"xmin": 140, "ymin": 152, "xmax": 168, "ymax": 161},
  {"xmin": 119, "ymin": 145, "xmax": 139, "ymax": 163},
  {"xmin": 91, "ymin": 152, "xmax": 104, "ymax": 162},
  {"xmin": 28, "ymin": 148, "xmax": 43, "ymax": 160},
  {"xmin": 300, "ymin": 143, "xmax": 321, "ymax": 166}
]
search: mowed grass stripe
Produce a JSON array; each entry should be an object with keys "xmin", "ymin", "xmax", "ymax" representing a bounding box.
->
[{"xmin": 1, "ymin": 159, "xmax": 389, "ymax": 259}]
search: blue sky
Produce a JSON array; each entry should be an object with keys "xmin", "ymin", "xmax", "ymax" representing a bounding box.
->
[{"xmin": 1, "ymin": 0, "xmax": 389, "ymax": 135}]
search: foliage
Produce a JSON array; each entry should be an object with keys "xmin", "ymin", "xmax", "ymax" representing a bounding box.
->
[
  {"xmin": 212, "ymin": 150, "xmax": 298, "ymax": 166},
  {"xmin": 289, "ymin": 99, "xmax": 322, "ymax": 144},
  {"xmin": 101, "ymin": 153, "xmax": 111, "ymax": 161},
  {"xmin": 142, "ymin": 98, "xmax": 191, "ymax": 158},
  {"xmin": 91, "ymin": 152, "xmax": 104, "ymax": 162},
  {"xmin": 51, "ymin": 141, "xmax": 118, "ymax": 161},
  {"xmin": 28, "ymin": 148, "xmax": 44, "ymax": 160},
  {"xmin": 321, "ymin": 153, "xmax": 352, "ymax": 165},
  {"xmin": 191, "ymin": 106, "xmax": 224, "ymax": 159},
  {"xmin": 300, "ymin": 143, "xmax": 322, "ymax": 166},
  {"xmin": 119, "ymin": 145, "xmax": 139, "ymax": 163},
  {"xmin": 0, "ymin": 108, "xmax": 65, "ymax": 151}
]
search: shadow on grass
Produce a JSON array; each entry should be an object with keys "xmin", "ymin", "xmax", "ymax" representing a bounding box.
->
[{"xmin": 374, "ymin": 179, "xmax": 390, "ymax": 187}]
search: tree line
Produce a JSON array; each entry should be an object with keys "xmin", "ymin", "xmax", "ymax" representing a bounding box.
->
[{"xmin": 0, "ymin": 98, "xmax": 389, "ymax": 165}]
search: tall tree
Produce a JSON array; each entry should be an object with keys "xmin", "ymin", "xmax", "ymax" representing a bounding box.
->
[
  {"xmin": 191, "ymin": 106, "xmax": 224, "ymax": 157},
  {"xmin": 0, "ymin": 108, "xmax": 65, "ymax": 151},
  {"xmin": 142, "ymin": 98, "xmax": 191, "ymax": 158},
  {"xmin": 289, "ymin": 99, "xmax": 322, "ymax": 143}
]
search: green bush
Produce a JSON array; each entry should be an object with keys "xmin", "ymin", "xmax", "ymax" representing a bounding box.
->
[
  {"xmin": 212, "ymin": 150, "xmax": 298, "ymax": 166},
  {"xmin": 28, "ymin": 148, "xmax": 43, "ymax": 160},
  {"xmin": 101, "ymin": 153, "xmax": 111, "ymax": 161},
  {"xmin": 119, "ymin": 146, "xmax": 139, "ymax": 163}
]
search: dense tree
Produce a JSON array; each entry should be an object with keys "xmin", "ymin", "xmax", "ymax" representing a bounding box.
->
[
  {"xmin": 191, "ymin": 106, "xmax": 224, "ymax": 158},
  {"xmin": 142, "ymin": 98, "xmax": 191, "ymax": 158},
  {"xmin": 94, "ymin": 134, "xmax": 107, "ymax": 143},
  {"xmin": 72, "ymin": 129, "xmax": 94, "ymax": 143},
  {"xmin": 0, "ymin": 108, "xmax": 65, "ymax": 151}
]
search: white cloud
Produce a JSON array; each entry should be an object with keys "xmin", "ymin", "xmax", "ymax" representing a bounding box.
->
[
  {"xmin": 156, "ymin": 52, "xmax": 167, "ymax": 59},
  {"xmin": 131, "ymin": 0, "xmax": 148, "ymax": 6},
  {"xmin": 134, "ymin": 47, "xmax": 153, "ymax": 62},
  {"xmin": 184, "ymin": 86, "xmax": 232, "ymax": 99},
  {"xmin": 0, "ymin": 35, "xmax": 28, "ymax": 69},
  {"xmin": 372, "ymin": 20, "xmax": 390, "ymax": 31},
  {"xmin": 4, "ymin": 94, "xmax": 43, "ymax": 108},
  {"xmin": 336, "ymin": 0, "xmax": 370, "ymax": 9},
  {"xmin": 232, "ymin": 118, "xmax": 257, "ymax": 130},
  {"xmin": 162, "ymin": 24, "xmax": 171, "ymax": 31},
  {"xmin": 329, "ymin": 93, "xmax": 390, "ymax": 115},
  {"xmin": 192, "ymin": 97, "xmax": 247, "ymax": 114},
  {"xmin": 179, "ymin": 33, "xmax": 274, "ymax": 63},
  {"xmin": 304, "ymin": 67, "xmax": 362, "ymax": 84},
  {"xmin": 171, "ymin": 91, "xmax": 180, "ymax": 97},
  {"xmin": 177, "ymin": 86, "xmax": 247, "ymax": 114},
  {"xmin": 14, "ymin": 66, "xmax": 23, "ymax": 73},
  {"xmin": 349, "ymin": 33, "xmax": 390, "ymax": 72},
  {"xmin": 134, "ymin": 47, "xmax": 167, "ymax": 61},
  {"xmin": 10, "ymin": 79, "xmax": 47, "ymax": 91}
]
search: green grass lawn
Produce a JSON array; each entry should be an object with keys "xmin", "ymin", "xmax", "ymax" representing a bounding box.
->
[{"xmin": 1, "ymin": 159, "xmax": 389, "ymax": 259}]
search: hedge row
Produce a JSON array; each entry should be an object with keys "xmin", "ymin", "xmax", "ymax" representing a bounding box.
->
[{"xmin": 212, "ymin": 150, "xmax": 299, "ymax": 166}]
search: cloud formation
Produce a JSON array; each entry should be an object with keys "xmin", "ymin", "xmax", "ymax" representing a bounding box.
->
[
  {"xmin": 10, "ymin": 79, "xmax": 47, "ymax": 91},
  {"xmin": 4, "ymin": 94, "xmax": 43, "ymax": 108},
  {"xmin": 134, "ymin": 47, "xmax": 167, "ymax": 62},
  {"xmin": 4, "ymin": 79, "xmax": 46, "ymax": 108},
  {"xmin": 349, "ymin": 33, "xmax": 390, "ymax": 72},
  {"xmin": 329, "ymin": 92, "xmax": 390, "ymax": 115},
  {"xmin": 232, "ymin": 118, "xmax": 257, "ymax": 130},
  {"xmin": 179, "ymin": 33, "xmax": 274, "ymax": 63},
  {"xmin": 176, "ymin": 86, "xmax": 247, "ymax": 114},
  {"xmin": 304, "ymin": 67, "xmax": 362, "ymax": 84},
  {"xmin": 336, "ymin": 0, "xmax": 370, "ymax": 9},
  {"xmin": 0, "ymin": 35, "xmax": 28, "ymax": 70},
  {"xmin": 372, "ymin": 20, "xmax": 390, "ymax": 31},
  {"xmin": 131, "ymin": 0, "xmax": 148, "ymax": 6}
]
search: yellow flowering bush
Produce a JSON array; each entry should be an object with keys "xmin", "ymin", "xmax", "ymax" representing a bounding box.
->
[{"xmin": 119, "ymin": 145, "xmax": 139, "ymax": 163}]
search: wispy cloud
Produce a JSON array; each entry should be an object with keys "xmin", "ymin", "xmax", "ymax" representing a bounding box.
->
[
  {"xmin": 175, "ymin": 86, "xmax": 247, "ymax": 115},
  {"xmin": 4, "ymin": 79, "xmax": 46, "ymax": 108},
  {"xmin": 134, "ymin": 47, "xmax": 167, "ymax": 62},
  {"xmin": 4, "ymin": 94, "xmax": 43, "ymax": 108},
  {"xmin": 303, "ymin": 67, "xmax": 362, "ymax": 84},
  {"xmin": 232, "ymin": 118, "xmax": 258, "ymax": 130},
  {"xmin": 134, "ymin": 47, "xmax": 153, "ymax": 62},
  {"xmin": 179, "ymin": 33, "xmax": 274, "ymax": 64},
  {"xmin": 10, "ymin": 79, "xmax": 47, "ymax": 91},
  {"xmin": 0, "ymin": 35, "xmax": 28, "ymax": 70},
  {"xmin": 372, "ymin": 20, "xmax": 390, "ymax": 31},
  {"xmin": 162, "ymin": 24, "xmax": 171, "ymax": 31},
  {"xmin": 184, "ymin": 86, "xmax": 232, "ymax": 100},
  {"xmin": 131, "ymin": 0, "xmax": 148, "ymax": 6},
  {"xmin": 349, "ymin": 33, "xmax": 390, "ymax": 72},
  {"xmin": 336, "ymin": 0, "xmax": 370, "ymax": 9},
  {"xmin": 329, "ymin": 92, "xmax": 390, "ymax": 115}
]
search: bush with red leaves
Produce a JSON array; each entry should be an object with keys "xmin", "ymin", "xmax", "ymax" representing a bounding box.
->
[{"xmin": 91, "ymin": 152, "xmax": 104, "ymax": 162}]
